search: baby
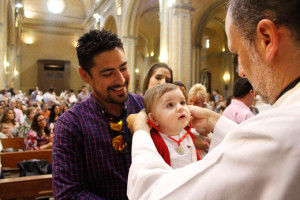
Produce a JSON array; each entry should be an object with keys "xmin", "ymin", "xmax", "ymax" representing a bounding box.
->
[{"xmin": 144, "ymin": 83, "xmax": 200, "ymax": 169}]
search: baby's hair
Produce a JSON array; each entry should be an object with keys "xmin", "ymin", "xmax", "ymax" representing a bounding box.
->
[{"xmin": 144, "ymin": 83, "xmax": 178, "ymax": 114}]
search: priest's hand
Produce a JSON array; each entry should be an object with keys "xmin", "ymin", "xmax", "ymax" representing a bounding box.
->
[
  {"xmin": 127, "ymin": 109, "xmax": 150, "ymax": 134},
  {"xmin": 189, "ymin": 105, "xmax": 220, "ymax": 135}
]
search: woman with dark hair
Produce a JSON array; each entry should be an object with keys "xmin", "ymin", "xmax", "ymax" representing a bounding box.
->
[
  {"xmin": 47, "ymin": 104, "xmax": 60, "ymax": 130},
  {"xmin": 142, "ymin": 62, "xmax": 173, "ymax": 95},
  {"xmin": 24, "ymin": 113, "xmax": 53, "ymax": 150},
  {"xmin": 0, "ymin": 108, "xmax": 19, "ymax": 137}
]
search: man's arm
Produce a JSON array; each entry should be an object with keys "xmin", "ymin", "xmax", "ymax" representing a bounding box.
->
[
  {"xmin": 127, "ymin": 108, "xmax": 296, "ymax": 199},
  {"xmin": 52, "ymin": 113, "xmax": 104, "ymax": 199}
]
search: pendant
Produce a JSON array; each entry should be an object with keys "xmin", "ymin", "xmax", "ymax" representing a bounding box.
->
[{"xmin": 175, "ymin": 146, "xmax": 184, "ymax": 155}]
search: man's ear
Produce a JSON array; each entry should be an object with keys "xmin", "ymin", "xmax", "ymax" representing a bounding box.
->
[
  {"xmin": 148, "ymin": 113, "xmax": 159, "ymax": 127},
  {"xmin": 256, "ymin": 19, "xmax": 278, "ymax": 61},
  {"xmin": 247, "ymin": 89, "xmax": 254, "ymax": 97},
  {"xmin": 78, "ymin": 67, "xmax": 90, "ymax": 84}
]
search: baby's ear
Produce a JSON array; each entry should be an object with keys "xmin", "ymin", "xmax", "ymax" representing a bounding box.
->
[{"xmin": 148, "ymin": 113, "xmax": 159, "ymax": 127}]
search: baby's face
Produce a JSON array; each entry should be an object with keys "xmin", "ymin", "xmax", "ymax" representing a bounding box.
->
[
  {"xmin": 150, "ymin": 88, "xmax": 190, "ymax": 136},
  {"xmin": 1, "ymin": 123, "xmax": 10, "ymax": 134}
]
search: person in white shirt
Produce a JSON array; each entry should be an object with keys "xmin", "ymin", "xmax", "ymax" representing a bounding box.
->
[
  {"xmin": 77, "ymin": 85, "xmax": 90, "ymax": 103},
  {"xmin": 126, "ymin": 0, "xmax": 300, "ymax": 199},
  {"xmin": 66, "ymin": 90, "xmax": 77, "ymax": 107},
  {"xmin": 43, "ymin": 87, "xmax": 59, "ymax": 108},
  {"xmin": 144, "ymin": 83, "xmax": 200, "ymax": 169},
  {"xmin": 59, "ymin": 90, "xmax": 69, "ymax": 103},
  {"xmin": 36, "ymin": 91, "xmax": 44, "ymax": 103}
]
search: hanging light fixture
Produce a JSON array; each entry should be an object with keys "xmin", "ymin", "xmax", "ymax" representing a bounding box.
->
[{"xmin": 47, "ymin": 0, "xmax": 66, "ymax": 14}]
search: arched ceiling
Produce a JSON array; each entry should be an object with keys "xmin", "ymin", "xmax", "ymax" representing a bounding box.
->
[
  {"xmin": 136, "ymin": 0, "xmax": 160, "ymax": 53},
  {"xmin": 22, "ymin": 0, "xmax": 95, "ymax": 29}
]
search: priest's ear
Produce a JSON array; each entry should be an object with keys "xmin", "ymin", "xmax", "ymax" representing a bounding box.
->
[{"xmin": 148, "ymin": 113, "xmax": 159, "ymax": 127}]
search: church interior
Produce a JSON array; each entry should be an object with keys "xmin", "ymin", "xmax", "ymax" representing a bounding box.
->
[{"xmin": 1, "ymin": 0, "xmax": 237, "ymax": 98}]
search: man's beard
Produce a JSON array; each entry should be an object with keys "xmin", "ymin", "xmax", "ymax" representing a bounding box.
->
[
  {"xmin": 98, "ymin": 80, "xmax": 129, "ymax": 105},
  {"xmin": 244, "ymin": 41, "xmax": 273, "ymax": 104}
]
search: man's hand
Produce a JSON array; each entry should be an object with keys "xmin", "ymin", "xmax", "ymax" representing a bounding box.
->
[
  {"xmin": 189, "ymin": 105, "xmax": 221, "ymax": 134},
  {"xmin": 127, "ymin": 109, "xmax": 150, "ymax": 134},
  {"xmin": 194, "ymin": 134, "xmax": 209, "ymax": 151}
]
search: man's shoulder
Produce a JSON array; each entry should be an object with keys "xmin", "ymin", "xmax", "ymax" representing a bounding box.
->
[
  {"xmin": 128, "ymin": 93, "xmax": 144, "ymax": 102},
  {"xmin": 68, "ymin": 98, "xmax": 93, "ymax": 113},
  {"xmin": 127, "ymin": 93, "xmax": 144, "ymax": 108},
  {"xmin": 124, "ymin": 93, "xmax": 144, "ymax": 114}
]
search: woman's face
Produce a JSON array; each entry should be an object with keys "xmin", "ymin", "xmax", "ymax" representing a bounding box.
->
[
  {"xmin": 7, "ymin": 110, "xmax": 15, "ymax": 121},
  {"xmin": 148, "ymin": 67, "xmax": 172, "ymax": 90},
  {"xmin": 37, "ymin": 115, "xmax": 47, "ymax": 129},
  {"xmin": 54, "ymin": 106, "xmax": 60, "ymax": 115}
]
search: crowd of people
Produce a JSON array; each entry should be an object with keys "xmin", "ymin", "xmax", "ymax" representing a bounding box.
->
[
  {"xmin": 0, "ymin": 86, "xmax": 90, "ymax": 141},
  {"xmin": 0, "ymin": 86, "xmax": 91, "ymax": 178},
  {"xmin": 1, "ymin": 0, "xmax": 300, "ymax": 198}
]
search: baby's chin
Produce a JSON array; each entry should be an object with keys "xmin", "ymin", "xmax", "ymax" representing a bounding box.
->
[{"xmin": 177, "ymin": 121, "xmax": 190, "ymax": 131}]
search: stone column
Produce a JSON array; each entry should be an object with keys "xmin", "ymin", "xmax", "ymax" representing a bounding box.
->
[
  {"xmin": 168, "ymin": 0, "xmax": 193, "ymax": 88},
  {"xmin": 158, "ymin": 0, "xmax": 169, "ymax": 64},
  {"xmin": 192, "ymin": 45, "xmax": 201, "ymax": 85},
  {"xmin": 122, "ymin": 36, "xmax": 136, "ymax": 92},
  {"xmin": 0, "ymin": 0, "xmax": 7, "ymax": 89}
]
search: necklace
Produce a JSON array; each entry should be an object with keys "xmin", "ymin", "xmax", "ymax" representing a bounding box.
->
[
  {"xmin": 167, "ymin": 133, "xmax": 189, "ymax": 155},
  {"xmin": 148, "ymin": 119, "xmax": 191, "ymax": 155}
]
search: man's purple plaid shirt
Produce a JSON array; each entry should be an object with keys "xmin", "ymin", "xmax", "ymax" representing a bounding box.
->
[{"xmin": 52, "ymin": 93, "xmax": 144, "ymax": 199}]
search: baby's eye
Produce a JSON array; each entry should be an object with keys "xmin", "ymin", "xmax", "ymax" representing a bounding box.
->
[
  {"xmin": 180, "ymin": 101, "xmax": 186, "ymax": 105},
  {"xmin": 167, "ymin": 103, "xmax": 173, "ymax": 108}
]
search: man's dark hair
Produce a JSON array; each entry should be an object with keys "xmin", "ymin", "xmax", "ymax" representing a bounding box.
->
[
  {"xmin": 48, "ymin": 87, "xmax": 55, "ymax": 93},
  {"xmin": 228, "ymin": 0, "xmax": 300, "ymax": 44},
  {"xmin": 76, "ymin": 29, "xmax": 123, "ymax": 74},
  {"xmin": 233, "ymin": 78, "xmax": 253, "ymax": 98}
]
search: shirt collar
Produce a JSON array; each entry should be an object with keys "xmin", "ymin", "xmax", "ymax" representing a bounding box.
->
[
  {"xmin": 273, "ymin": 79, "xmax": 300, "ymax": 107},
  {"xmin": 276, "ymin": 77, "xmax": 300, "ymax": 101},
  {"xmin": 230, "ymin": 99, "xmax": 250, "ymax": 110}
]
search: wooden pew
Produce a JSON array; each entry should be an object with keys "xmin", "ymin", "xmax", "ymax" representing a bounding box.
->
[
  {"xmin": 1, "ymin": 149, "xmax": 52, "ymax": 170},
  {"xmin": 0, "ymin": 174, "xmax": 53, "ymax": 200},
  {"xmin": 1, "ymin": 137, "xmax": 25, "ymax": 150},
  {"xmin": 0, "ymin": 150, "xmax": 53, "ymax": 199}
]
